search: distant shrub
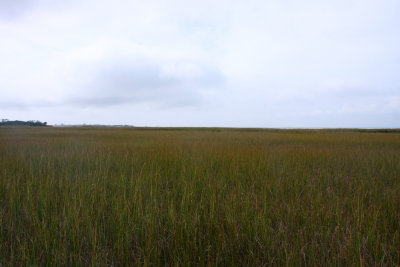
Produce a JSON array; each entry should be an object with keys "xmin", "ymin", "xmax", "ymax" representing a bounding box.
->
[{"xmin": 0, "ymin": 119, "xmax": 47, "ymax": 126}]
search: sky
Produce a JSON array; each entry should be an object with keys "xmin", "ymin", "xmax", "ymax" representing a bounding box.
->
[{"xmin": 0, "ymin": 0, "xmax": 399, "ymax": 127}]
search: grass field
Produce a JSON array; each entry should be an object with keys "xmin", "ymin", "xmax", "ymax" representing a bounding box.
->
[{"xmin": 0, "ymin": 127, "xmax": 399, "ymax": 266}]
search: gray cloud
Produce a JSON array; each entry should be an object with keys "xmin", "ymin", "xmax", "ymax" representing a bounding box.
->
[
  {"xmin": 1, "ymin": 56, "xmax": 225, "ymax": 109},
  {"xmin": 0, "ymin": 0, "xmax": 35, "ymax": 20},
  {"xmin": 67, "ymin": 57, "xmax": 224, "ymax": 108}
]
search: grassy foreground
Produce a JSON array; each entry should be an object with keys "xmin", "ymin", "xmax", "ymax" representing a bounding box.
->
[{"xmin": 0, "ymin": 127, "xmax": 399, "ymax": 266}]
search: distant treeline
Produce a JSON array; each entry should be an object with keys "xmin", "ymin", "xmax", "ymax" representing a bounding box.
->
[
  {"xmin": 0, "ymin": 120, "xmax": 48, "ymax": 127},
  {"xmin": 128, "ymin": 127, "xmax": 400, "ymax": 133}
]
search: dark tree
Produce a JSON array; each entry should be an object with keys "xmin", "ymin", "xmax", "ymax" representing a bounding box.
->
[{"xmin": 0, "ymin": 120, "xmax": 49, "ymax": 127}]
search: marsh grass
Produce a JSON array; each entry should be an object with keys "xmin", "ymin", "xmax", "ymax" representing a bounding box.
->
[{"xmin": 0, "ymin": 127, "xmax": 399, "ymax": 265}]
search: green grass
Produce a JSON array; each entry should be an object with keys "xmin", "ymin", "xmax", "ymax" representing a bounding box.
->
[{"xmin": 0, "ymin": 127, "xmax": 399, "ymax": 266}]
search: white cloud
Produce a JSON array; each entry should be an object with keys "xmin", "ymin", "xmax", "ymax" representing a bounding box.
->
[{"xmin": 0, "ymin": 0, "xmax": 399, "ymax": 127}]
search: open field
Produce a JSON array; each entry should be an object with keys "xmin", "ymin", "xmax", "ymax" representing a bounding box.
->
[{"xmin": 0, "ymin": 127, "xmax": 399, "ymax": 266}]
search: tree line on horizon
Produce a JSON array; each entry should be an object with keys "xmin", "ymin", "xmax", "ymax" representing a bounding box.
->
[{"xmin": 0, "ymin": 119, "xmax": 48, "ymax": 127}]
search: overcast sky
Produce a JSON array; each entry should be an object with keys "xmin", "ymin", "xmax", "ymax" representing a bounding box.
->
[{"xmin": 1, "ymin": 0, "xmax": 399, "ymax": 127}]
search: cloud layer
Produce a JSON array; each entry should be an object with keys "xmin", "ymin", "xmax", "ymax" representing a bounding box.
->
[{"xmin": 0, "ymin": 0, "xmax": 399, "ymax": 127}]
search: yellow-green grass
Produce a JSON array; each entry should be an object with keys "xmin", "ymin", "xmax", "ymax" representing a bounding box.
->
[{"xmin": 0, "ymin": 127, "xmax": 399, "ymax": 266}]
